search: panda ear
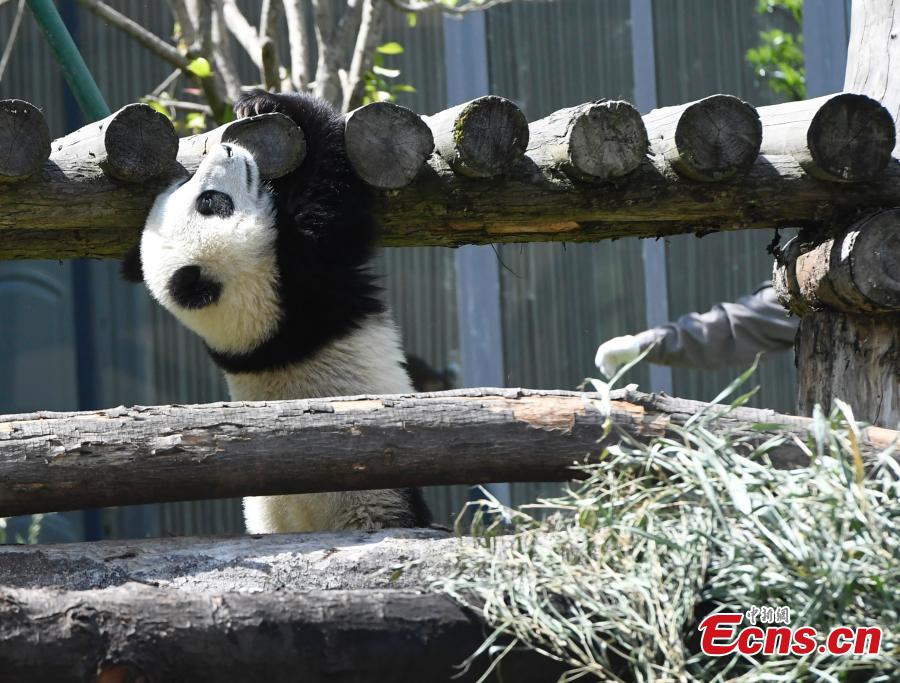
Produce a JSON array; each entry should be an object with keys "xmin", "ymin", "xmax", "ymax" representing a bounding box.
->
[{"xmin": 120, "ymin": 242, "xmax": 144, "ymax": 283}]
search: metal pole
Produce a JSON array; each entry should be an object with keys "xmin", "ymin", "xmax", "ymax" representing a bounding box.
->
[{"xmin": 25, "ymin": 0, "xmax": 110, "ymax": 120}]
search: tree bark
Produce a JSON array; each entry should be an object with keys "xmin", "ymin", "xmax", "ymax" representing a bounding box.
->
[
  {"xmin": 791, "ymin": 0, "xmax": 900, "ymax": 427},
  {"xmin": 643, "ymin": 94, "xmax": 762, "ymax": 181},
  {"xmin": 52, "ymin": 103, "xmax": 178, "ymax": 183},
  {"xmin": 0, "ymin": 100, "xmax": 50, "ymax": 183},
  {"xmin": 424, "ymin": 96, "xmax": 530, "ymax": 177},
  {"xmin": 0, "ymin": 528, "xmax": 454, "ymax": 592},
  {"xmin": 758, "ymin": 93, "xmax": 895, "ymax": 182},
  {"xmin": 773, "ymin": 209, "xmax": 900, "ymax": 315},
  {"xmin": 0, "ymin": 584, "xmax": 565, "ymax": 683},
  {"xmin": 0, "ymin": 388, "xmax": 896, "ymax": 517},
  {"xmin": 344, "ymin": 101, "xmax": 434, "ymax": 189},
  {"xmin": 526, "ymin": 100, "xmax": 648, "ymax": 182}
]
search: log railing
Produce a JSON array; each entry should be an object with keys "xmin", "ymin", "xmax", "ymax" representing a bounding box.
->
[
  {"xmin": 1, "ymin": 92, "xmax": 899, "ymax": 258},
  {"xmin": 1, "ymin": 387, "xmax": 896, "ymax": 518}
]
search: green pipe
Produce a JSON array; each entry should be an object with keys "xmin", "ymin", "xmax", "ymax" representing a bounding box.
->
[{"xmin": 26, "ymin": 0, "xmax": 110, "ymax": 121}]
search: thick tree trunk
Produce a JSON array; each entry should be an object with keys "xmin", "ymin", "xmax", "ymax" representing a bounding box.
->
[
  {"xmin": 791, "ymin": 0, "xmax": 900, "ymax": 427},
  {"xmin": 0, "ymin": 584, "xmax": 565, "ymax": 683},
  {"xmin": 1, "ymin": 388, "xmax": 896, "ymax": 517},
  {"xmin": 0, "ymin": 100, "xmax": 50, "ymax": 183}
]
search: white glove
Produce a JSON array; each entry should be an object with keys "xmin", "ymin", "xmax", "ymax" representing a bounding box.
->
[{"xmin": 594, "ymin": 334, "xmax": 642, "ymax": 379}]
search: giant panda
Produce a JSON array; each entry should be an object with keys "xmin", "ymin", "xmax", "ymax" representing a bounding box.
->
[{"xmin": 122, "ymin": 90, "xmax": 432, "ymax": 534}]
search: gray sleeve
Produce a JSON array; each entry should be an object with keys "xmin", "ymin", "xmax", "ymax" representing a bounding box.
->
[{"xmin": 634, "ymin": 282, "xmax": 799, "ymax": 370}]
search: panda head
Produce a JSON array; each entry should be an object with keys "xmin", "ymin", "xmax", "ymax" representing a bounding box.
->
[
  {"xmin": 132, "ymin": 142, "xmax": 281, "ymax": 356},
  {"xmin": 122, "ymin": 91, "xmax": 384, "ymax": 373}
]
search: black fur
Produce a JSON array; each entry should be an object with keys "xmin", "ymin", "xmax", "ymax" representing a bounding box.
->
[
  {"xmin": 120, "ymin": 242, "xmax": 143, "ymax": 283},
  {"xmin": 206, "ymin": 90, "xmax": 386, "ymax": 374},
  {"xmin": 402, "ymin": 487, "xmax": 433, "ymax": 528},
  {"xmin": 168, "ymin": 265, "xmax": 223, "ymax": 309}
]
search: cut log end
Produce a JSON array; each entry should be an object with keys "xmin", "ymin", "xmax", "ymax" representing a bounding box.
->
[
  {"xmin": 102, "ymin": 103, "xmax": 179, "ymax": 182},
  {"xmin": 672, "ymin": 95, "xmax": 762, "ymax": 181},
  {"xmin": 806, "ymin": 93, "xmax": 896, "ymax": 182},
  {"xmin": 0, "ymin": 100, "xmax": 50, "ymax": 183},
  {"xmin": 428, "ymin": 96, "xmax": 529, "ymax": 178},
  {"xmin": 345, "ymin": 102, "xmax": 434, "ymax": 189},
  {"xmin": 179, "ymin": 112, "xmax": 307, "ymax": 179},
  {"xmin": 568, "ymin": 100, "xmax": 648, "ymax": 180},
  {"xmin": 528, "ymin": 100, "xmax": 648, "ymax": 182}
]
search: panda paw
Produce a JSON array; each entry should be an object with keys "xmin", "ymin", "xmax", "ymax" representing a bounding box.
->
[{"xmin": 234, "ymin": 89, "xmax": 286, "ymax": 119}]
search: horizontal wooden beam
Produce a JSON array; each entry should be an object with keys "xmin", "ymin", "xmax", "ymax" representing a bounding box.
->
[
  {"xmin": 0, "ymin": 584, "xmax": 564, "ymax": 682},
  {"xmin": 0, "ymin": 528, "xmax": 453, "ymax": 592},
  {"xmin": 1, "ymin": 92, "xmax": 898, "ymax": 258},
  {"xmin": 1, "ymin": 388, "xmax": 896, "ymax": 517}
]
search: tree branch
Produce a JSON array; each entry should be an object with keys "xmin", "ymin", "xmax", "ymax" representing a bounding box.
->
[
  {"xmin": 343, "ymin": 0, "xmax": 385, "ymax": 112},
  {"xmin": 76, "ymin": 0, "xmax": 191, "ymax": 70},
  {"xmin": 166, "ymin": 0, "xmax": 196, "ymax": 48},
  {"xmin": 311, "ymin": 0, "xmax": 342, "ymax": 107},
  {"xmin": 211, "ymin": 0, "xmax": 243, "ymax": 102},
  {"xmin": 222, "ymin": 0, "xmax": 263, "ymax": 69},
  {"xmin": 0, "ymin": 0, "xmax": 26, "ymax": 84},
  {"xmin": 282, "ymin": 0, "xmax": 310, "ymax": 90},
  {"xmin": 259, "ymin": 0, "xmax": 283, "ymax": 91}
]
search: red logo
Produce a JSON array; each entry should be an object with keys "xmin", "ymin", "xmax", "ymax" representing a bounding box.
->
[{"xmin": 699, "ymin": 612, "xmax": 882, "ymax": 657}]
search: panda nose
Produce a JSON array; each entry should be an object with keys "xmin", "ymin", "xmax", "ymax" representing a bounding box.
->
[{"xmin": 167, "ymin": 265, "xmax": 223, "ymax": 310}]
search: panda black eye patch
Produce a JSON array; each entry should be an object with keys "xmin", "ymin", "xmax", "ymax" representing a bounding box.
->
[{"xmin": 196, "ymin": 190, "xmax": 234, "ymax": 218}]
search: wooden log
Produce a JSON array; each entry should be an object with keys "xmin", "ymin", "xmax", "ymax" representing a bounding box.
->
[
  {"xmin": 0, "ymin": 100, "xmax": 50, "ymax": 184},
  {"xmin": 0, "ymin": 388, "xmax": 896, "ymax": 517},
  {"xmin": 0, "ymin": 528, "xmax": 453, "ymax": 592},
  {"xmin": 795, "ymin": 311, "xmax": 900, "ymax": 427},
  {"xmin": 791, "ymin": 0, "xmax": 900, "ymax": 428},
  {"xmin": 424, "ymin": 96, "xmax": 529, "ymax": 177},
  {"xmin": 6, "ymin": 150, "xmax": 900, "ymax": 259},
  {"xmin": 773, "ymin": 209, "xmax": 900, "ymax": 315},
  {"xmin": 759, "ymin": 93, "xmax": 895, "ymax": 182},
  {"xmin": 526, "ymin": 100, "xmax": 648, "ymax": 182},
  {"xmin": 344, "ymin": 101, "xmax": 434, "ymax": 189},
  {"xmin": 177, "ymin": 111, "xmax": 306, "ymax": 179},
  {"xmin": 50, "ymin": 103, "xmax": 178, "ymax": 183},
  {"xmin": 0, "ymin": 584, "xmax": 565, "ymax": 683},
  {"xmin": 643, "ymin": 94, "xmax": 762, "ymax": 181}
]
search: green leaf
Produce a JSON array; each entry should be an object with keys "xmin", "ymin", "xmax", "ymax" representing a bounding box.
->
[
  {"xmin": 185, "ymin": 111, "xmax": 207, "ymax": 132},
  {"xmin": 392, "ymin": 84, "xmax": 417, "ymax": 93},
  {"xmin": 186, "ymin": 57, "xmax": 212, "ymax": 78},
  {"xmin": 142, "ymin": 98, "xmax": 173, "ymax": 119},
  {"xmin": 373, "ymin": 65, "xmax": 401, "ymax": 78},
  {"xmin": 406, "ymin": 12, "xmax": 417, "ymax": 27},
  {"xmin": 377, "ymin": 41, "xmax": 404, "ymax": 55}
]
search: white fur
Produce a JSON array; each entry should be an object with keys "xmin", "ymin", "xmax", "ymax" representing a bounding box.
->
[
  {"xmin": 232, "ymin": 314, "xmax": 416, "ymax": 534},
  {"xmin": 141, "ymin": 144, "xmax": 282, "ymax": 355},
  {"xmin": 141, "ymin": 143, "xmax": 418, "ymax": 534}
]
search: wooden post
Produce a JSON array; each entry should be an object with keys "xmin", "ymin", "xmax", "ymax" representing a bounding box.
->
[
  {"xmin": 790, "ymin": 0, "xmax": 900, "ymax": 427},
  {"xmin": 0, "ymin": 100, "xmax": 50, "ymax": 183}
]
